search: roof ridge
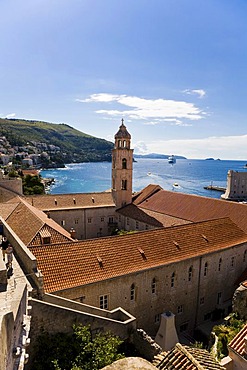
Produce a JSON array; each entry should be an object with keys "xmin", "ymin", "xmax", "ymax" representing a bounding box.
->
[{"xmin": 175, "ymin": 343, "xmax": 206, "ymax": 370}]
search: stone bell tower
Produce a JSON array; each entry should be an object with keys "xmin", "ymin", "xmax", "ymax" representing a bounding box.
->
[{"xmin": 112, "ymin": 119, "xmax": 133, "ymax": 208}]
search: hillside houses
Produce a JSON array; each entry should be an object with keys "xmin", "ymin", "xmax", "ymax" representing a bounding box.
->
[{"xmin": 0, "ymin": 134, "xmax": 61, "ymax": 168}]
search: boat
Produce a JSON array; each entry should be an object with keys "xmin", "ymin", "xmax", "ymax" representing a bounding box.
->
[
  {"xmin": 173, "ymin": 183, "xmax": 179, "ymax": 187},
  {"xmin": 168, "ymin": 155, "xmax": 176, "ymax": 164},
  {"xmin": 147, "ymin": 172, "xmax": 152, "ymax": 176}
]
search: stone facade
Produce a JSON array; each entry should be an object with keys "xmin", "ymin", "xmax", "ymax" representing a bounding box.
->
[
  {"xmin": 45, "ymin": 205, "xmax": 117, "ymax": 239},
  {"xmin": 54, "ymin": 243, "xmax": 247, "ymax": 337},
  {"xmin": 222, "ymin": 170, "xmax": 247, "ymax": 201},
  {"xmin": 232, "ymin": 281, "xmax": 247, "ymax": 320},
  {"xmin": 112, "ymin": 121, "xmax": 133, "ymax": 208}
]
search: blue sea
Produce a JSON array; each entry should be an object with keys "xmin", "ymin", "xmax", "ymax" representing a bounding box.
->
[{"xmin": 40, "ymin": 159, "xmax": 247, "ymax": 199}]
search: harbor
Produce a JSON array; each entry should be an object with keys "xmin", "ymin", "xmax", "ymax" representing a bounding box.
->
[{"xmin": 203, "ymin": 185, "xmax": 226, "ymax": 192}]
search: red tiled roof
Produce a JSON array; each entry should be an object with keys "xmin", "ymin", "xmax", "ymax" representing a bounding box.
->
[
  {"xmin": 117, "ymin": 204, "xmax": 164, "ymax": 227},
  {"xmin": 137, "ymin": 189, "xmax": 247, "ymax": 233},
  {"xmin": 22, "ymin": 169, "xmax": 39, "ymax": 176},
  {"xmin": 157, "ymin": 343, "xmax": 225, "ymax": 369},
  {"xmin": 5, "ymin": 198, "xmax": 73, "ymax": 245},
  {"xmin": 228, "ymin": 323, "xmax": 247, "ymax": 359},
  {"xmin": 132, "ymin": 184, "xmax": 162, "ymax": 205},
  {"xmin": 118, "ymin": 204, "xmax": 191, "ymax": 228},
  {"xmin": 29, "ymin": 217, "xmax": 247, "ymax": 293},
  {"xmin": 24, "ymin": 191, "xmax": 115, "ymax": 210}
]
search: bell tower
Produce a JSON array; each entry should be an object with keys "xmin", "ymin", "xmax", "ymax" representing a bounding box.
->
[{"xmin": 112, "ymin": 119, "xmax": 133, "ymax": 208}]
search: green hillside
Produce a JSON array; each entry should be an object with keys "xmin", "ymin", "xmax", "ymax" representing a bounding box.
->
[{"xmin": 0, "ymin": 118, "xmax": 114, "ymax": 164}]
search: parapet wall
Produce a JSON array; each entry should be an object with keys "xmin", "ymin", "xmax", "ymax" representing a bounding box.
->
[
  {"xmin": 132, "ymin": 329, "xmax": 162, "ymax": 361},
  {"xmin": 27, "ymin": 295, "xmax": 136, "ymax": 369},
  {"xmin": 2, "ymin": 217, "xmax": 44, "ymax": 297},
  {"xmin": 0, "ymin": 177, "xmax": 23, "ymax": 196}
]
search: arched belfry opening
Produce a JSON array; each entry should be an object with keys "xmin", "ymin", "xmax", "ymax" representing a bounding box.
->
[{"xmin": 112, "ymin": 119, "xmax": 133, "ymax": 208}]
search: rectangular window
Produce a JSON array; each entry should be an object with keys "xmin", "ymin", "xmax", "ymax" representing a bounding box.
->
[
  {"xmin": 74, "ymin": 219, "xmax": 79, "ymax": 224},
  {"xmin": 217, "ymin": 292, "xmax": 222, "ymax": 305},
  {"xmin": 180, "ymin": 323, "xmax": 188, "ymax": 332},
  {"xmin": 99, "ymin": 295, "xmax": 108, "ymax": 309},
  {"xmin": 145, "ymin": 224, "xmax": 148, "ymax": 230},
  {"xmin": 61, "ymin": 220, "xmax": 65, "ymax": 226},
  {"xmin": 231, "ymin": 256, "xmax": 235, "ymax": 268},
  {"xmin": 126, "ymin": 218, "xmax": 129, "ymax": 226},
  {"xmin": 136, "ymin": 221, "xmax": 139, "ymax": 230},
  {"xmin": 177, "ymin": 305, "xmax": 183, "ymax": 314},
  {"xmin": 42, "ymin": 237, "xmax": 51, "ymax": 245},
  {"xmin": 101, "ymin": 217, "xmax": 104, "ymax": 222},
  {"xmin": 118, "ymin": 215, "xmax": 121, "ymax": 222},
  {"xmin": 204, "ymin": 312, "xmax": 211, "ymax": 321},
  {"xmin": 200, "ymin": 297, "xmax": 205, "ymax": 305},
  {"xmin": 88, "ymin": 218, "xmax": 92, "ymax": 224},
  {"xmin": 154, "ymin": 314, "xmax": 160, "ymax": 323},
  {"xmin": 109, "ymin": 217, "xmax": 114, "ymax": 224}
]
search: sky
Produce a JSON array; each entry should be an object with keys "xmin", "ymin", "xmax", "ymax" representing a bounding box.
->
[{"xmin": 0, "ymin": 0, "xmax": 247, "ymax": 159}]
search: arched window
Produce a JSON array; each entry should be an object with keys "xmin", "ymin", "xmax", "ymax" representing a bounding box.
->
[
  {"xmin": 130, "ymin": 283, "xmax": 135, "ymax": 301},
  {"xmin": 171, "ymin": 272, "xmax": 175, "ymax": 287},
  {"xmin": 123, "ymin": 140, "xmax": 126, "ymax": 148},
  {"xmin": 244, "ymin": 250, "xmax": 247, "ymax": 262},
  {"xmin": 151, "ymin": 278, "xmax": 156, "ymax": 294},
  {"xmin": 122, "ymin": 158, "xmax": 127, "ymax": 169},
  {"xmin": 121, "ymin": 179, "xmax": 127, "ymax": 190},
  {"xmin": 188, "ymin": 266, "xmax": 193, "ymax": 281},
  {"xmin": 204, "ymin": 262, "xmax": 208, "ymax": 276},
  {"xmin": 118, "ymin": 140, "xmax": 122, "ymax": 148},
  {"xmin": 218, "ymin": 258, "xmax": 222, "ymax": 271}
]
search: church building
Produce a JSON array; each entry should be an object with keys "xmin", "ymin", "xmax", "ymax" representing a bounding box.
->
[{"xmin": 1, "ymin": 120, "xmax": 247, "ymax": 368}]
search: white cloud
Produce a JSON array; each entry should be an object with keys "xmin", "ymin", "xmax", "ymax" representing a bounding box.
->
[
  {"xmin": 133, "ymin": 134, "xmax": 247, "ymax": 160},
  {"xmin": 134, "ymin": 141, "xmax": 149, "ymax": 154},
  {"xmin": 78, "ymin": 93, "xmax": 206, "ymax": 123},
  {"xmin": 1, "ymin": 113, "xmax": 16, "ymax": 119},
  {"xmin": 183, "ymin": 89, "xmax": 206, "ymax": 98}
]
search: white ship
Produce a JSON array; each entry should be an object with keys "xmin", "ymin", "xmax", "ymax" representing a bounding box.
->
[{"xmin": 168, "ymin": 155, "xmax": 176, "ymax": 164}]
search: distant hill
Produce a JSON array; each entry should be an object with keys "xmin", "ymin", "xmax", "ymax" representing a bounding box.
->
[
  {"xmin": 134, "ymin": 153, "xmax": 187, "ymax": 159},
  {"xmin": 0, "ymin": 118, "xmax": 114, "ymax": 163}
]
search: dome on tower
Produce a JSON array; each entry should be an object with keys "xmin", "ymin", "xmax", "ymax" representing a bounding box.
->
[{"xmin": 114, "ymin": 119, "xmax": 131, "ymax": 139}]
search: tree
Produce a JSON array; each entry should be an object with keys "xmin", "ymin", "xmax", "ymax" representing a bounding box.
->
[{"xmin": 32, "ymin": 324, "xmax": 124, "ymax": 370}]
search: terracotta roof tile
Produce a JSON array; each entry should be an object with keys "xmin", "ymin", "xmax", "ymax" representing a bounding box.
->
[
  {"xmin": 117, "ymin": 204, "xmax": 164, "ymax": 227},
  {"xmin": 157, "ymin": 343, "xmax": 225, "ymax": 369},
  {"xmin": 228, "ymin": 323, "xmax": 247, "ymax": 359},
  {"xmin": 0, "ymin": 202, "xmax": 19, "ymax": 220},
  {"xmin": 132, "ymin": 184, "xmax": 162, "ymax": 205},
  {"xmin": 118, "ymin": 204, "xmax": 191, "ymax": 228},
  {"xmin": 5, "ymin": 198, "xmax": 73, "ymax": 245},
  {"xmin": 28, "ymin": 217, "xmax": 247, "ymax": 293},
  {"xmin": 24, "ymin": 192, "xmax": 115, "ymax": 210},
  {"xmin": 137, "ymin": 189, "xmax": 247, "ymax": 233}
]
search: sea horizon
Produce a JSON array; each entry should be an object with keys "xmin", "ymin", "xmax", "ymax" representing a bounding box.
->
[{"xmin": 40, "ymin": 158, "xmax": 247, "ymax": 199}]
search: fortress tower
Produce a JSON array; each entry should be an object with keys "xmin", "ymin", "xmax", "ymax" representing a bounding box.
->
[{"xmin": 112, "ymin": 120, "xmax": 133, "ymax": 208}]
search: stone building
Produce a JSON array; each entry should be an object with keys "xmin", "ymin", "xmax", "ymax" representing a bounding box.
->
[
  {"xmin": 1, "ymin": 120, "xmax": 247, "ymax": 368},
  {"xmin": 222, "ymin": 170, "xmax": 247, "ymax": 201}
]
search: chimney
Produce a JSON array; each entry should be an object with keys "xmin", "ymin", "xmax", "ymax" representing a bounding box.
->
[
  {"xmin": 70, "ymin": 228, "xmax": 76, "ymax": 239},
  {"xmin": 155, "ymin": 311, "xmax": 179, "ymax": 351}
]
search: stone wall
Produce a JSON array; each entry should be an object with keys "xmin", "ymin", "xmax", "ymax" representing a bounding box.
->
[
  {"xmin": 232, "ymin": 282, "xmax": 247, "ymax": 320},
  {"xmin": 54, "ymin": 243, "xmax": 247, "ymax": 337},
  {"xmin": 0, "ymin": 177, "xmax": 23, "ymax": 196},
  {"xmin": 46, "ymin": 205, "xmax": 117, "ymax": 239},
  {"xmin": 27, "ymin": 296, "xmax": 136, "ymax": 369},
  {"xmin": 132, "ymin": 329, "xmax": 162, "ymax": 362},
  {"xmin": 1, "ymin": 218, "xmax": 44, "ymax": 297}
]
